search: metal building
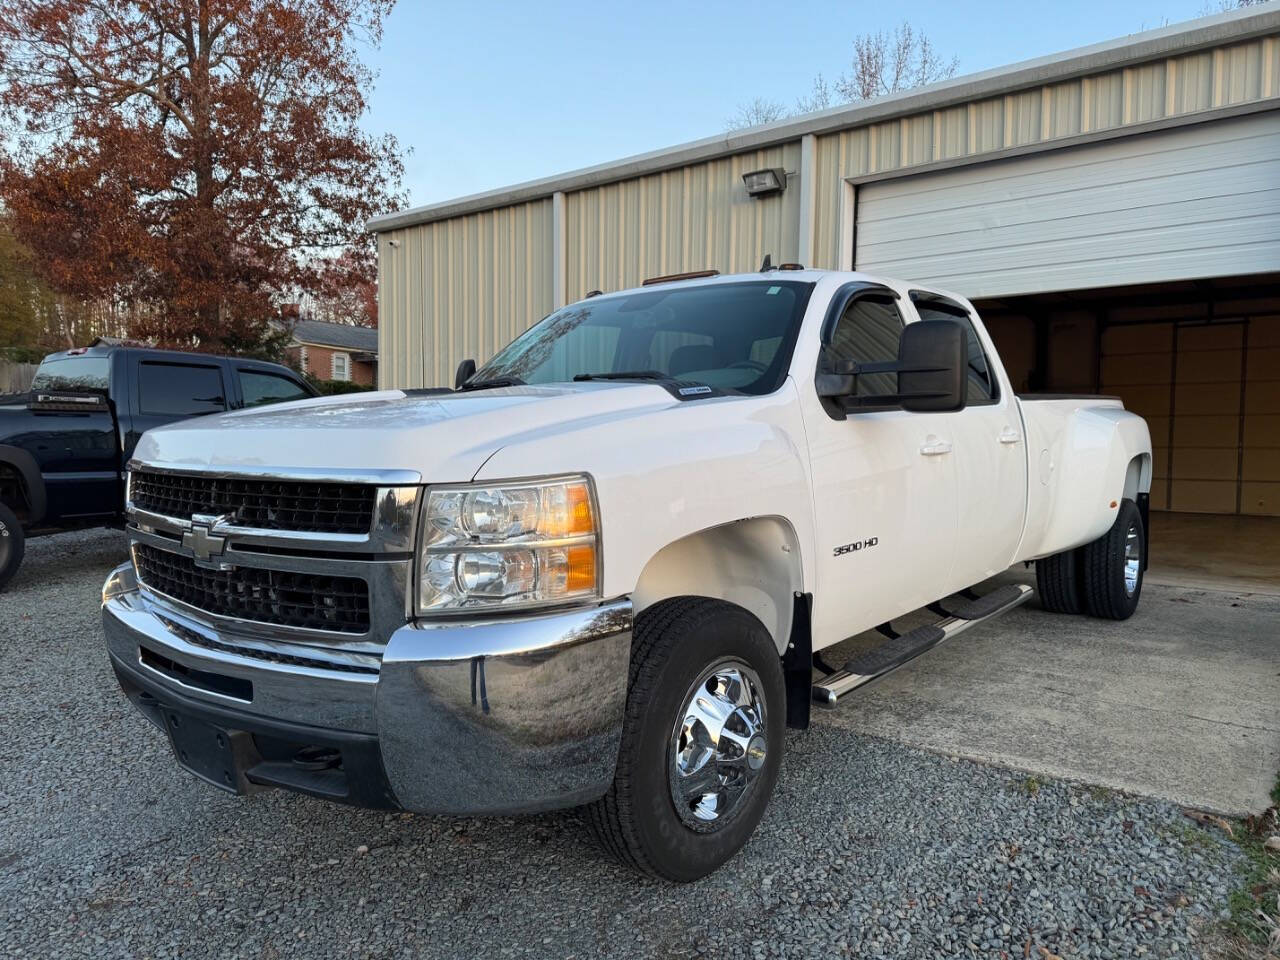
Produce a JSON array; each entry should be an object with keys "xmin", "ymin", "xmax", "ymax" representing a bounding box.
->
[{"xmin": 369, "ymin": 6, "xmax": 1280, "ymax": 517}]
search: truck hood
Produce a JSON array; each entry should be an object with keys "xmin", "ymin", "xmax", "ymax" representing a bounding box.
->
[{"xmin": 132, "ymin": 383, "xmax": 681, "ymax": 481}]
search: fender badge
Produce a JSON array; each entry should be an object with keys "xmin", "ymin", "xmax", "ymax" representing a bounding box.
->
[
  {"xmin": 834, "ymin": 537, "xmax": 878, "ymax": 557},
  {"xmin": 678, "ymin": 385, "xmax": 713, "ymax": 396}
]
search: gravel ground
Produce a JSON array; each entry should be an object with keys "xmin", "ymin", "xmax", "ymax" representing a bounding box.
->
[{"xmin": 0, "ymin": 530, "xmax": 1248, "ymax": 959}]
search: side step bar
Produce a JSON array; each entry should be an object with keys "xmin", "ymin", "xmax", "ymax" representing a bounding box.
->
[{"xmin": 814, "ymin": 583, "xmax": 1033, "ymax": 705}]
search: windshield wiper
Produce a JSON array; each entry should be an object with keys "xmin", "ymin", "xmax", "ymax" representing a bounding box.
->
[
  {"xmin": 572, "ymin": 370, "xmax": 669, "ymax": 382},
  {"xmin": 458, "ymin": 375, "xmax": 525, "ymax": 391}
]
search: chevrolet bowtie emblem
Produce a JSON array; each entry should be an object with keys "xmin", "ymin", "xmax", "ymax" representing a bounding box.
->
[{"xmin": 182, "ymin": 514, "xmax": 231, "ymax": 564}]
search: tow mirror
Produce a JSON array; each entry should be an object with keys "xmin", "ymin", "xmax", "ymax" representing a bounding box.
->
[
  {"xmin": 897, "ymin": 320, "xmax": 966, "ymax": 412},
  {"xmin": 816, "ymin": 319, "xmax": 966, "ymax": 414},
  {"xmin": 454, "ymin": 358, "xmax": 476, "ymax": 390}
]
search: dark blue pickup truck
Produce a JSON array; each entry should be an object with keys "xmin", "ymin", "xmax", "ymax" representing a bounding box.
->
[{"xmin": 0, "ymin": 345, "xmax": 316, "ymax": 589}]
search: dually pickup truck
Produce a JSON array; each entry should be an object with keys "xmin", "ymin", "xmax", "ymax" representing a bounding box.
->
[
  {"xmin": 101, "ymin": 269, "xmax": 1152, "ymax": 881},
  {"xmin": 0, "ymin": 345, "xmax": 314, "ymax": 589}
]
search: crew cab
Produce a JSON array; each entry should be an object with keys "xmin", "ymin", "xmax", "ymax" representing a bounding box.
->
[
  {"xmin": 100, "ymin": 270, "xmax": 1152, "ymax": 881},
  {"xmin": 0, "ymin": 345, "xmax": 314, "ymax": 588}
]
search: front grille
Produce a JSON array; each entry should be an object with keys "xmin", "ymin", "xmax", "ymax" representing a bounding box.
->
[
  {"xmin": 134, "ymin": 544, "xmax": 370, "ymax": 634},
  {"xmin": 130, "ymin": 470, "xmax": 376, "ymax": 535}
]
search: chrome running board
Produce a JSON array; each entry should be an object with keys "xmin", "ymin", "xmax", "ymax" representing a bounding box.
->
[{"xmin": 813, "ymin": 583, "xmax": 1034, "ymax": 706}]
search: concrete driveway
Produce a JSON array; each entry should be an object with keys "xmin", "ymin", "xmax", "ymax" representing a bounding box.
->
[{"xmin": 824, "ymin": 569, "xmax": 1280, "ymax": 816}]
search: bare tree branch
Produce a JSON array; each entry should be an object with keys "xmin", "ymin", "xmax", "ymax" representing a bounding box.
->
[{"xmin": 729, "ymin": 21, "xmax": 959, "ymax": 131}]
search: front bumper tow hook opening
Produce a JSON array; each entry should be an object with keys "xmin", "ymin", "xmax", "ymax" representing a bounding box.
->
[{"xmin": 293, "ymin": 745, "xmax": 341, "ymax": 771}]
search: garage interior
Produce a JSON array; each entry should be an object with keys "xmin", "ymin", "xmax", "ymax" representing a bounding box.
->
[{"xmin": 974, "ymin": 273, "xmax": 1280, "ymax": 592}]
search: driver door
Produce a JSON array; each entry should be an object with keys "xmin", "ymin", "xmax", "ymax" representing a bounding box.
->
[{"xmin": 798, "ymin": 289, "xmax": 960, "ymax": 647}]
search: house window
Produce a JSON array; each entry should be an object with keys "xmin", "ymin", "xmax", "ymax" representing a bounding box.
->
[{"xmin": 331, "ymin": 352, "xmax": 351, "ymax": 382}]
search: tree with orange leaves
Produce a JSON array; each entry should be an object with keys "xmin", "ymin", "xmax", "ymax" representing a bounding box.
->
[{"xmin": 0, "ymin": 0, "xmax": 403, "ymax": 355}]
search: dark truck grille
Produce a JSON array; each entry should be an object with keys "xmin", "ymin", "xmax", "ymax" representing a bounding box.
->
[
  {"xmin": 130, "ymin": 470, "xmax": 376, "ymax": 535},
  {"xmin": 133, "ymin": 544, "xmax": 371, "ymax": 634}
]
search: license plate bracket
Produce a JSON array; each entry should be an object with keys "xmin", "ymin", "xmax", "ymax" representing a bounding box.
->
[{"xmin": 161, "ymin": 709, "xmax": 261, "ymax": 794}]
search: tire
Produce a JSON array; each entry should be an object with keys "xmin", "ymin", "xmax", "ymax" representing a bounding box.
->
[
  {"xmin": 585, "ymin": 596, "xmax": 785, "ymax": 882},
  {"xmin": 1081, "ymin": 498, "xmax": 1144, "ymax": 620},
  {"xmin": 0, "ymin": 501, "xmax": 25, "ymax": 592},
  {"xmin": 1035, "ymin": 547, "xmax": 1083, "ymax": 614}
]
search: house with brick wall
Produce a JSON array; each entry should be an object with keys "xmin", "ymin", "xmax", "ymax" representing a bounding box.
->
[{"xmin": 284, "ymin": 319, "xmax": 378, "ymax": 386}]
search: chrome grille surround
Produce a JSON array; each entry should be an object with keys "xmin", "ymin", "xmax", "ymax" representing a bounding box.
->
[{"xmin": 124, "ymin": 461, "xmax": 420, "ymax": 662}]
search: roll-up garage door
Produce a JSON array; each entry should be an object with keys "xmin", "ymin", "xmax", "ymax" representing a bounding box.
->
[{"xmin": 853, "ymin": 112, "xmax": 1280, "ymax": 299}]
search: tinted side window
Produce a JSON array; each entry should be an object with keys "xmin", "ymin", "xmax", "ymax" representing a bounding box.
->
[
  {"xmin": 139, "ymin": 362, "xmax": 226, "ymax": 416},
  {"xmin": 239, "ymin": 370, "xmax": 310, "ymax": 408},
  {"xmin": 819, "ymin": 297, "xmax": 904, "ymax": 397},
  {"xmin": 913, "ymin": 302, "xmax": 998, "ymax": 402}
]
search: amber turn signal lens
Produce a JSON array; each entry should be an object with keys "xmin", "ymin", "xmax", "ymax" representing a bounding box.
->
[
  {"xmin": 565, "ymin": 543, "xmax": 597, "ymax": 593},
  {"xmin": 544, "ymin": 480, "xmax": 595, "ymax": 538}
]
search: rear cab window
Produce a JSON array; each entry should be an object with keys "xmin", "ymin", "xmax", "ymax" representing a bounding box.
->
[{"xmin": 30, "ymin": 356, "xmax": 111, "ymax": 394}]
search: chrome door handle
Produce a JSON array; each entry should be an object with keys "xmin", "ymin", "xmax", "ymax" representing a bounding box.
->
[
  {"xmin": 998, "ymin": 427, "xmax": 1021, "ymax": 444},
  {"xmin": 920, "ymin": 438, "xmax": 952, "ymax": 456}
]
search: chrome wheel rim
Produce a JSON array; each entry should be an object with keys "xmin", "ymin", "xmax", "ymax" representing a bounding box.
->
[
  {"xmin": 668, "ymin": 659, "xmax": 768, "ymax": 830},
  {"xmin": 1123, "ymin": 522, "xmax": 1141, "ymax": 597}
]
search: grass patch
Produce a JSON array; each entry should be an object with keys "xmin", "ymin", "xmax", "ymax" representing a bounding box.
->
[
  {"xmin": 1218, "ymin": 772, "xmax": 1280, "ymax": 951},
  {"xmin": 1173, "ymin": 820, "xmax": 1222, "ymax": 854},
  {"xmin": 1022, "ymin": 776, "xmax": 1041, "ymax": 796}
]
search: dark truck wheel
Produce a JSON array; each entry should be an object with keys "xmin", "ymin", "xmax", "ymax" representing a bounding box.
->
[
  {"xmin": 1081, "ymin": 498, "xmax": 1145, "ymax": 620},
  {"xmin": 0, "ymin": 501, "xmax": 24, "ymax": 591},
  {"xmin": 586, "ymin": 597, "xmax": 784, "ymax": 882},
  {"xmin": 1035, "ymin": 547, "xmax": 1083, "ymax": 614}
]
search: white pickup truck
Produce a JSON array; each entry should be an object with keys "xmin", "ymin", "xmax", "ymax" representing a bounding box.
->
[{"xmin": 101, "ymin": 268, "xmax": 1152, "ymax": 881}]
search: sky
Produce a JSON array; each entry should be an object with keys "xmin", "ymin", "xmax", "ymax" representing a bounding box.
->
[{"xmin": 361, "ymin": 0, "xmax": 1234, "ymax": 209}]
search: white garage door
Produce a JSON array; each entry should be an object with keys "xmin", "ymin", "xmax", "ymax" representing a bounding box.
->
[{"xmin": 854, "ymin": 112, "xmax": 1280, "ymax": 299}]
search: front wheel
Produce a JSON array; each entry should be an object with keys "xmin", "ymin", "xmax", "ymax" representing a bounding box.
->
[
  {"xmin": 585, "ymin": 597, "xmax": 784, "ymax": 882},
  {"xmin": 1081, "ymin": 498, "xmax": 1145, "ymax": 620},
  {"xmin": 0, "ymin": 501, "xmax": 25, "ymax": 591}
]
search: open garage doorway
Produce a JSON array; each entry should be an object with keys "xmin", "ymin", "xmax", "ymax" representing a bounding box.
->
[{"xmin": 973, "ymin": 272, "xmax": 1280, "ymax": 593}]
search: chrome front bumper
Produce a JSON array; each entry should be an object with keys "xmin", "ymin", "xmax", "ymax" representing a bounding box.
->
[{"xmin": 102, "ymin": 563, "xmax": 633, "ymax": 815}]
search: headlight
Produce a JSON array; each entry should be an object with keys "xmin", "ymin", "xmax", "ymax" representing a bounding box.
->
[{"xmin": 416, "ymin": 475, "xmax": 600, "ymax": 613}]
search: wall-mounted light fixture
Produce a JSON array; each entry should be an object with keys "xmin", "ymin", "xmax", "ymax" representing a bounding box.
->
[{"xmin": 742, "ymin": 168, "xmax": 787, "ymax": 197}]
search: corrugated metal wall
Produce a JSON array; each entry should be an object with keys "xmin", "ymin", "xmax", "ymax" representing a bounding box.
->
[
  {"xmin": 811, "ymin": 36, "xmax": 1280, "ymax": 268},
  {"xmin": 377, "ymin": 199, "xmax": 555, "ymax": 389},
  {"xmin": 564, "ymin": 143, "xmax": 802, "ymax": 301}
]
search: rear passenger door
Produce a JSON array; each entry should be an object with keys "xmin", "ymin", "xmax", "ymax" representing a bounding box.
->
[
  {"xmin": 911, "ymin": 293, "xmax": 1028, "ymax": 585},
  {"xmin": 125, "ymin": 357, "xmax": 231, "ymax": 460}
]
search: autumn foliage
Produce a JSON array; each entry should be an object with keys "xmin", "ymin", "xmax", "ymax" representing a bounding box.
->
[{"xmin": 0, "ymin": 0, "xmax": 403, "ymax": 354}]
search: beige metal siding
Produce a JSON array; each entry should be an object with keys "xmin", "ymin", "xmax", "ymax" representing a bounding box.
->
[
  {"xmin": 811, "ymin": 35, "xmax": 1278, "ymax": 268},
  {"xmin": 563, "ymin": 143, "xmax": 802, "ymax": 301},
  {"xmin": 377, "ymin": 199, "xmax": 554, "ymax": 388}
]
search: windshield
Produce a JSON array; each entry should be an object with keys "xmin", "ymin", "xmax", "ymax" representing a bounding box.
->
[
  {"xmin": 30, "ymin": 355, "xmax": 110, "ymax": 394},
  {"xmin": 473, "ymin": 280, "xmax": 815, "ymax": 395}
]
